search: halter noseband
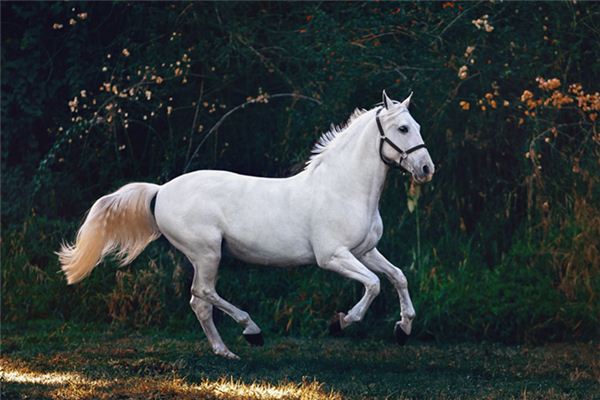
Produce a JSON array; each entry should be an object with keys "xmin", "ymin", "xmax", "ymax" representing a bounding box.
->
[{"xmin": 375, "ymin": 107, "xmax": 427, "ymax": 173}]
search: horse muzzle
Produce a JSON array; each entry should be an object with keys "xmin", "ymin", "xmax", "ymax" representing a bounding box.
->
[{"xmin": 412, "ymin": 159, "xmax": 435, "ymax": 184}]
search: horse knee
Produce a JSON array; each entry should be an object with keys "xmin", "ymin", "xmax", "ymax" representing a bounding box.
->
[
  {"xmin": 397, "ymin": 273, "xmax": 408, "ymax": 289},
  {"xmin": 366, "ymin": 277, "xmax": 381, "ymax": 297},
  {"xmin": 389, "ymin": 268, "xmax": 408, "ymax": 289}
]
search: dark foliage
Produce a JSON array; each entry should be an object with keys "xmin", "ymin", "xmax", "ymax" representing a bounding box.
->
[{"xmin": 2, "ymin": 2, "xmax": 599, "ymax": 342}]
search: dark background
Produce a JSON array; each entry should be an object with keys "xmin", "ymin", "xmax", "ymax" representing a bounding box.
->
[{"xmin": 2, "ymin": 2, "xmax": 599, "ymax": 343}]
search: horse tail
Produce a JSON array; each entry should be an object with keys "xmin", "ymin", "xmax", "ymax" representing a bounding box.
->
[{"xmin": 57, "ymin": 182, "xmax": 161, "ymax": 285}]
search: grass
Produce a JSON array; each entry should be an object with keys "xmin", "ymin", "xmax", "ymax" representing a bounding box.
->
[{"xmin": 1, "ymin": 320, "xmax": 598, "ymax": 399}]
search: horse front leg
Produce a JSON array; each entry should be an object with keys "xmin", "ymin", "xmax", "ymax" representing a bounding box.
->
[
  {"xmin": 360, "ymin": 247, "xmax": 416, "ymax": 344},
  {"xmin": 318, "ymin": 248, "xmax": 381, "ymax": 333}
]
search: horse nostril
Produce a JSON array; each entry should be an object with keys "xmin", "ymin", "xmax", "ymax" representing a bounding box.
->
[{"xmin": 422, "ymin": 164, "xmax": 430, "ymax": 175}]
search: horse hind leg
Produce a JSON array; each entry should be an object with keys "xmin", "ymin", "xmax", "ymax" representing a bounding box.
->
[
  {"xmin": 189, "ymin": 296, "xmax": 236, "ymax": 358},
  {"xmin": 188, "ymin": 248, "xmax": 263, "ymax": 358}
]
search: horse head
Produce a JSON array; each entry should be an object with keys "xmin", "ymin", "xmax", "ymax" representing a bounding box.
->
[{"xmin": 378, "ymin": 91, "xmax": 435, "ymax": 183}]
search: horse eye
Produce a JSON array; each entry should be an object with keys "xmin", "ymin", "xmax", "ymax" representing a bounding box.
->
[{"xmin": 398, "ymin": 125, "xmax": 409, "ymax": 133}]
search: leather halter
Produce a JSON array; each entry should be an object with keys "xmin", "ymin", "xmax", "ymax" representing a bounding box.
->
[{"xmin": 375, "ymin": 107, "xmax": 427, "ymax": 173}]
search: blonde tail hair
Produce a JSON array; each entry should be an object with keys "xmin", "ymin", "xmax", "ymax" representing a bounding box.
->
[{"xmin": 58, "ymin": 182, "xmax": 161, "ymax": 284}]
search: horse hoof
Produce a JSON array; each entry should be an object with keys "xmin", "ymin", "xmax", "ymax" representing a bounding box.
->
[
  {"xmin": 394, "ymin": 324, "xmax": 409, "ymax": 345},
  {"xmin": 243, "ymin": 332, "xmax": 264, "ymax": 346},
  {"xmin": 329, "ymin": 313, "xmax": 344, "ymax": 336},
  {"xmin": 214, "ymin": 348, "xmax": 240, "ymax": 360}
]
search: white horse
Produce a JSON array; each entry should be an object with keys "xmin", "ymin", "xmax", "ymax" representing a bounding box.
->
[{"xmin": 58, "ymin": 91, "xmax": 434, "ymax": 359}]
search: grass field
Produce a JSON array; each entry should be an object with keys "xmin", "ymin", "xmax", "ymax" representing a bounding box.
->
[{"xmin": 1, "ymin": 320, "xmax": 598, "ymax": 399}]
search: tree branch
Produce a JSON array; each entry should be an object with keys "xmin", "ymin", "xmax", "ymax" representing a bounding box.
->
[{"xmin": 183, "ymin": 93, "xmax": 321, "ymax": 173}]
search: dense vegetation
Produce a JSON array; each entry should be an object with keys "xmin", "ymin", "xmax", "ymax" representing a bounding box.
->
[{"xmin": 2, "ymin": 2, "xmax": 599, "ymax": 343}]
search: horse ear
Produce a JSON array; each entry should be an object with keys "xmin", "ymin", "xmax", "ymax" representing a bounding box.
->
[
  {"xmin": 401, "ymin": 92, "xmax": 413, "ymax": 108},
  {"xmin": 382, "ymin": 90, "xmax": 392, "ymax": 109}
]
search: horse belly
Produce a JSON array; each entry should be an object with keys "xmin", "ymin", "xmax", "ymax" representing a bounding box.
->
[
  {"xmin": 223, "ymin": 226, "xmax": 315, "ymax": 267},
  {"xmin": 221, "ymin": 183, "xmax": 315, "ymax": 267}
]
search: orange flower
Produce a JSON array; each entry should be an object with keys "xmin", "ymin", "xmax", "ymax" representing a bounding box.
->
[
  {"xmin": 463, "ymin": 45, "xmax": 476, "ymax": 58},
  {"xmin": 520, "ymin": 90, "xmax": 534, "ymax": 102},
  {"xmin": 536, "ymin": 77, "xmax": 561, "ymax": 91},
  {"xmin": 568, "ymin": 83, "xmax": 583, "ymax": 95}
]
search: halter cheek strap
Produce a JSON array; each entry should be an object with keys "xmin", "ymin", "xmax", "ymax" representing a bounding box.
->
[{"xmin": 375, "ymin": 107, "xmax": 427, "ymax": 173}]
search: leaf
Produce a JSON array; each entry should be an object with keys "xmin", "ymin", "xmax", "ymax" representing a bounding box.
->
[
  {"xmin": 407, "ymin": 180, "xmax": 421, "ymax": 213},
  {"xmin": 407, "ymin": 197, "xmax": 417, "ymax": 213}
]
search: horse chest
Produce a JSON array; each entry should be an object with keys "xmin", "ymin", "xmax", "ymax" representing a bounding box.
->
[{"xmin": 350, "ymin": 212, "xmax": 383, "ymax": 257}]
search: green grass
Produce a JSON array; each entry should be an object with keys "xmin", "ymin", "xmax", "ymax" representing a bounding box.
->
[{"xmin": 1, "ymin": 320, "xmax": 598, "ymax": 399}]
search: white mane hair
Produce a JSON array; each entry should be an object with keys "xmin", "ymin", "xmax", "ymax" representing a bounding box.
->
[{"xmin": 305, "ymin": 107, "xmax": 368, "ymax": 168}]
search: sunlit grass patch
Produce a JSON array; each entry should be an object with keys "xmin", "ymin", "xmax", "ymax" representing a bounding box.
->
[
  {"xmin": 0, "ymin": 359, "xmax": 107, "ymax": 387},
  {"xmin": 0, "ymin": 358, "xmax": 341, "ymax": 400},
  {"xmin": 0, "ymin": 358, "xmax": 108, "ymax": 399},
  {"xmin": 159, "ymin": 377, "xmax": 342, "ymax": 400}
]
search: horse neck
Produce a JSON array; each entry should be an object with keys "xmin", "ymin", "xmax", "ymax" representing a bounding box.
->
[{"xmin": 312, "ymin": 110, "xmax": 388, "ymax": 210}]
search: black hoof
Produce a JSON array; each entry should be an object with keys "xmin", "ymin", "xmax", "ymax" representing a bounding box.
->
[
  {"xmin": 329, "ymin": 313, "xmax": 343, "ymax": 337},
  {"xmin": 243, "ymin": 332, "xmax": 264, "ymax": 346},
  {"xmin": 394, "ymin": 324, "xmax": 409, "ymax": 345}
]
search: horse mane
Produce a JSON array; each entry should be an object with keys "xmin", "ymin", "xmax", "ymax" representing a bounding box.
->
[{"xmin": 305, "ymin": 107, "xmax": 368, "ymax": 168}]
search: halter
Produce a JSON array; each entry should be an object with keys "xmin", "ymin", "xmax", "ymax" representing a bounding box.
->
[{"xmin": 375, "ymin": 107, "xmax": 427, "ymax": 173}]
